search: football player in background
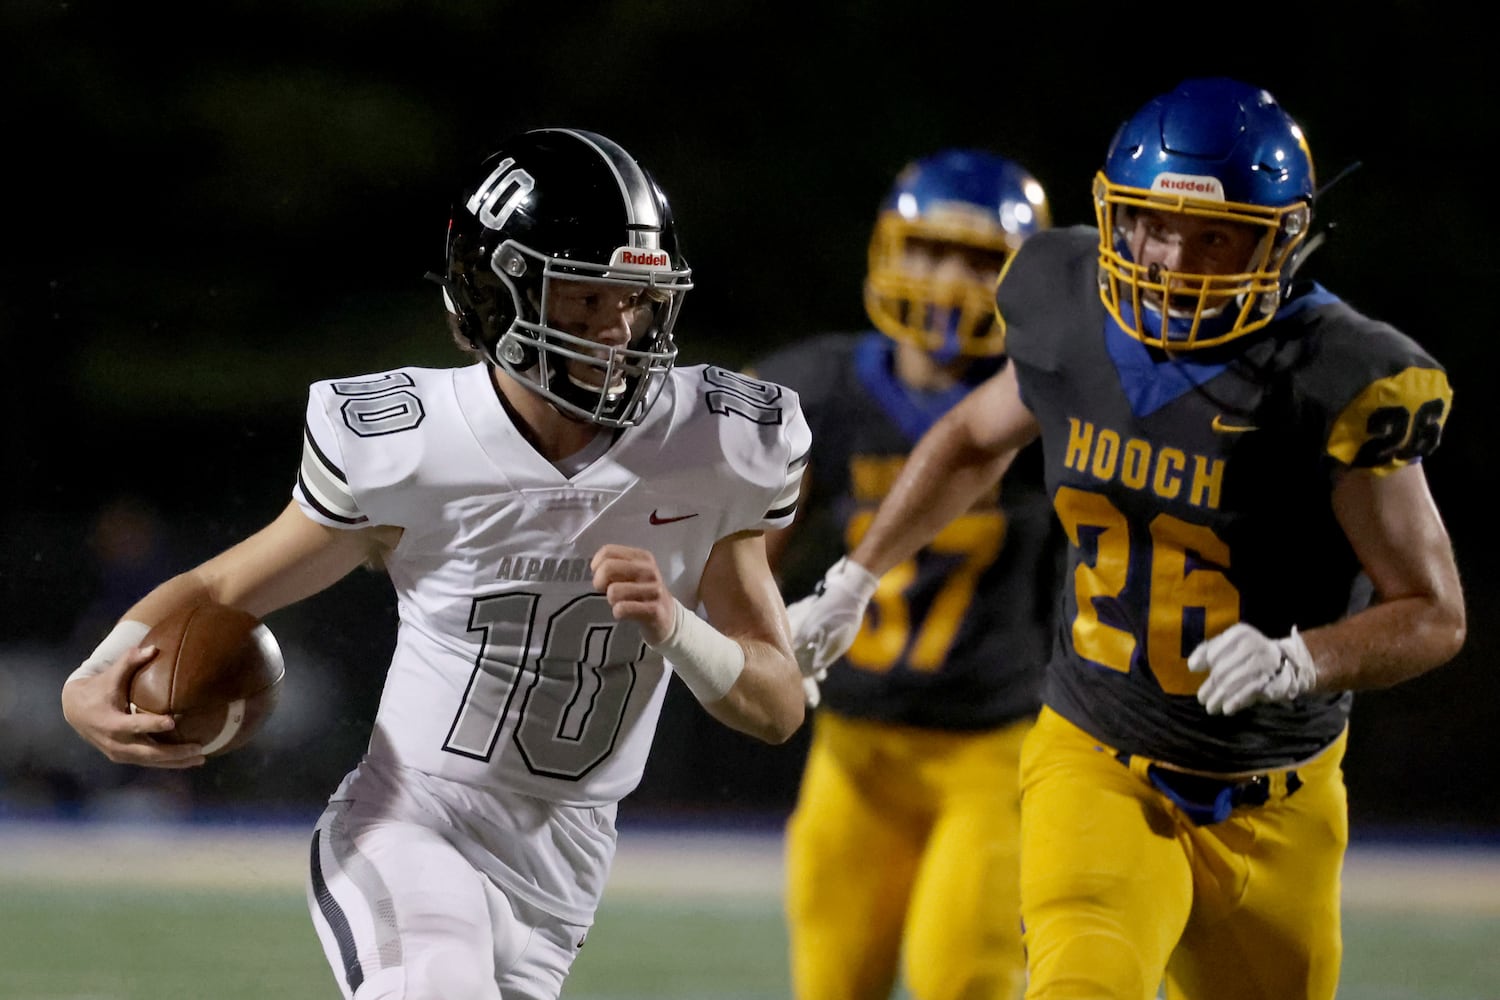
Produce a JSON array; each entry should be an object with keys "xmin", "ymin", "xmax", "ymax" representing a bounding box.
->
[
  {"xmin": 748, "ymin": 150, "xmax": 1060, "ymax": 1000},
  {"xmin": 60, "ymin": 127, "xmax": 810, "ymax": 1000},
  {"xmin": 787, "ymin": 79, "xmax": 1465, "ymax": 999}
]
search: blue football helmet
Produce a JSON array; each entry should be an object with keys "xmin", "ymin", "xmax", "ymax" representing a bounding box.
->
[
  {"xmin": 865, "ymin": 149, "xmax": 1050, "ymax": 362},
  {"xmin": 1094, "ymin": 77, "xmax": 1315, "ymax": 351}
]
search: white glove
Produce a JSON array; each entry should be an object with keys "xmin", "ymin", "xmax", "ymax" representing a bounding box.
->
[
  {"xmin": 784, "ymin": 599, "xmax": 827, "ymax": 707},
  {"xmin": 800, "ymin": 676, "xmax": 823, "ymax": 710},
  {"xmin": 785, "ymin": 557, "xmax": 880, "ymax": 707},
  {"xmin": 784, "ymin": 595, "xmax": 825, "ymax": 706},
  {"xmin": 1187, "ymin": 623, "xmax": 1318, "ymax": 716}
]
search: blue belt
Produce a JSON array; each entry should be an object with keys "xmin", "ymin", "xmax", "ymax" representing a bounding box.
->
[{"xmin": 1115, "ymin": 752, "xmax": 1304, "ymax": 826}]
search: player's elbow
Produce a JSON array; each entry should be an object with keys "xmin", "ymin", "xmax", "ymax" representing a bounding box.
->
[
  {"xmin": 748, "ymin": 713, "xmax": 804, "ymax": 746},
  {"xmin": 1419, "ymin": 574, "xmax": 1468, "ymax": 672},
  {"xmin": 1384, "ymin": 592, "xmax": 1467, "ymax": 688},
  {"xmin": 734, "ymin": 695, "xmax": 805, "ymax": 745},
  {"xmin": 1430, "ymin": 597, "xmax": 1467, "ymax": 668},
  {"xmin": 707, "ymin": 675, "xmax": 805, "ymax": 745},
  {"xmin": 757, "ymin": 696, "xmax": 805, "ymax": 745},
  {"xmin": 756, "ymin": 658, "xmax": 808, "ymax": 744}
]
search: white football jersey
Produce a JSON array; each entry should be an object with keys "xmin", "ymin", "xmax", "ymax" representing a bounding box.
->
[{"xmin": 293, "ymin": 361, "xmax": 809, "ymax": 807}]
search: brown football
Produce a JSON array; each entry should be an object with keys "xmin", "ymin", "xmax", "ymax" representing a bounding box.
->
[{"xmin": 128, "ymin": 602, "xmax": 285, "ymax": 757}]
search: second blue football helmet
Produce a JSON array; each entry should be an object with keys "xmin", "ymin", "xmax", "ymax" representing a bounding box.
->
[
  {"xmin": 1094, "ymin": 77, "xmax": 1316, "ymax": 351},
  {"xmin": 866, "ymin": 150, "xmax": 1050, "ymax": 362}
]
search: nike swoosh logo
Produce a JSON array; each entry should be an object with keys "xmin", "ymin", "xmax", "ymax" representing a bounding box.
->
[
  {"xmin": 1211, "ymin": 414, "xmax": 1258, "ymax": 434},
  {"xmin": 649, "ymin": 510, "xmax": 699, "ymax": 525}
]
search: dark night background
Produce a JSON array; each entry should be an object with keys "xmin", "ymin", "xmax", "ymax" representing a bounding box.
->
[{"xmin": 0, "ymin": 2, "xmax": 1494, "ymax": 839}]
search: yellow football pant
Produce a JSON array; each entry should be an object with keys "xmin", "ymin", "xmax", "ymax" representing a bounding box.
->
[
  {"xmin": 785, "ymin": 710, "xmax": 1032, "ymax": 1000},
  {"xmin": 1019, "ymin": 707, "xmax": 1348, "ymax": 1000}
]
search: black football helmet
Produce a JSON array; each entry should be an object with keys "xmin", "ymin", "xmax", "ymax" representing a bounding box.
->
[{"xmin": 441, "ymin": 128, "xmax": 693, "ymax": 427}]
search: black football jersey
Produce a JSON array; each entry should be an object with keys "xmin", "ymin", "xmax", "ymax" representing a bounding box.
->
[
  {"xmin": 753, "ymin": 333, "xmax": 1058, "ymax": 730},
  {"xmin": 998, "ymin": 226, "xmax": 1454, "ymax": 771}
]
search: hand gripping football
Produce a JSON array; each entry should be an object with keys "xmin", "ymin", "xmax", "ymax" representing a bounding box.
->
[{"xmin": 129, "ymin": 602, "xmax": 285, "ymax": 757}]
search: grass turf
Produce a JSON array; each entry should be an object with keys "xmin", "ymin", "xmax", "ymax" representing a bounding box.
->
[{"xmin": 2, "ymin": 884, "xmax": 1496, "ymax": 999}]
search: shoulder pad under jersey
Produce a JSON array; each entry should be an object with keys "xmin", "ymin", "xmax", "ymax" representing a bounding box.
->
[
  {"xmin": 996, "ymin": 226, "xmax": 1100, "ymax": 375},
  {"xmin": 1294, "ymin": 299, "xmax": 1452, "ymax": 474},
  {"xmin": 668, "ymin": 364, "xmax": 811, "ymax": 530},
  {"xmin": 294, "ymin": 366, "xmax": 451, "ymax": 527}
]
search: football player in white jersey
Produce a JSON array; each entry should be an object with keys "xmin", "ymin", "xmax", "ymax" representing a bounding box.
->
[{"xmin": 61, "ymin": 127, "xmax": 811, "ymax": 1000}]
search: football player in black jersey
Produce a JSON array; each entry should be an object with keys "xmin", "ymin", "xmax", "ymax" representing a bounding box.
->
[
  {"xmin": 750, "ymin": 149, "xmax": 1058, "ymax": 1000},
  {"xmin": 787, "ymin": 80, "xmax": 1465, "ymax": 1000}
]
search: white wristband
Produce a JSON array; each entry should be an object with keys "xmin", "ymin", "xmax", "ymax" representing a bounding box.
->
[
  {"xmin": 67, "ymin": 619, "xmax": 151, "ymax": 684},
  {"xmin": 652, "ymin": 599, "xmax": 746, "ymax": 704}
]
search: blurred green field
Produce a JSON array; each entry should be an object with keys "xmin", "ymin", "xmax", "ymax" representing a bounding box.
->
[{"xmin": 1, "ymin": 824, "xmax": 1496, "ymax": 999}]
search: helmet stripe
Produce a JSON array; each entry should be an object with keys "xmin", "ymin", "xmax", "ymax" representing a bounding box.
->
[{"xmin": 554, "ymin": 128, "xmax": 663, "ymax": 249}]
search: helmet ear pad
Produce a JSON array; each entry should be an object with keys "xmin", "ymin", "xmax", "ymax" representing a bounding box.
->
[
  {"xmin": 449, "ymin": 246, "xmax": 535, "ymax": 363},
  {"xmin": 444, "ymin": 236, "xmax": 505, "ymax": 354}
]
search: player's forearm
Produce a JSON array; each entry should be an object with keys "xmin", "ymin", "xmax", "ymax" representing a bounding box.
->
[
  {"xmin": 652, "ymin": 597, "xmax": 804, "ymax": 743},
  {"xmin": 1302, "ymin": 591, "xmax": 1466, "ymax": 693},
  {"xmin": 1315, "ymin": 464, "xmax": 1467, "ymax": 691},
  {"xmin": 700, "ymin": 638, "xmax": 805, "ymax": 744},
  {"xmin": 120, "ymin": 563, "xmax": 278, "ymax": 626},
  {"xmin": 66, "ymin": 573, "xmax": 231, "ymax": 688},
  {"xmin": 849, "ymin": 414, "xmax": 1019, "ymax": 577},
  {"xmin": 118, "ymin": 573, "xmax": 220, "ymax": 628}
]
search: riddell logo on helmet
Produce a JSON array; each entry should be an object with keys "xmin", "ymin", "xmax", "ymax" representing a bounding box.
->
[
  {"xmin": 610, "ymin": 247, "xmax": 671, "ymax": 269},
  {"xmin": 1151, "ymin": 173, "xmax": 1225, "ymax": 200}
]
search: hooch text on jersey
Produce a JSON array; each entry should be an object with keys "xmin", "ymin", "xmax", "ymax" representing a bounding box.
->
[
  {"xmin": 1063, "ymin": 417, "xmax": 1224, "ymax": 510},
  {"xmin": 495, "ymin": 555, "xmax": 591, "ymax": 583}
]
